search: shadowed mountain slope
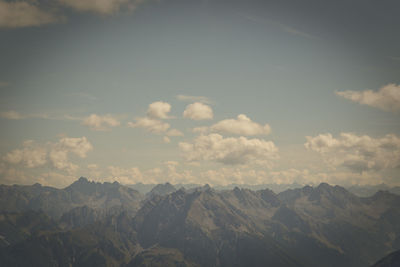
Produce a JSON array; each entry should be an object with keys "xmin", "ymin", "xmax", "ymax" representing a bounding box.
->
[{"xmin": 1, "ymin": 180, "xmax": 400, "ymax": 266}]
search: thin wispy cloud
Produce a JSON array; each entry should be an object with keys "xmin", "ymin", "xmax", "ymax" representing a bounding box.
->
[
  {"xmin": 0, "ymin": 110, "xmax": 49, "ymax": 120},
  {"xmin": 0, "ymin": 81, "xmax": 9, "ymax": 88},
  {"xmin": 238, "ymin": 12, "xmax": 319, "ymax": 40},
  {"xmin": 176, "ymin": 95, "xmax": 212, "ymax": 104},
  {"xmin": 60, "ymin": 0, "xmax": 145, "ymax": 15}
]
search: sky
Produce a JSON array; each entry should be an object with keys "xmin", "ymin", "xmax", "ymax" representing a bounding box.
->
[{"xmin": 0, "ymin": 0, "xmax": 399, "ymax": 188}]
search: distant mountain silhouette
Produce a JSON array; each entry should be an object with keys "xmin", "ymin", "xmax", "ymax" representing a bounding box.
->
[
  {"xmin": 1, "ymin": 178, "xmax": 400, "ymax": 266},
  {"xmin": 0, "ymin": 177, "xmax": 143, "ymax": 218}
]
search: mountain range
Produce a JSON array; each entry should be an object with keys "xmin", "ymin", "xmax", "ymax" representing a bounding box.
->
[{"xmin": 1, "ymin": 178, "xmax": 400, "ymax": 266}]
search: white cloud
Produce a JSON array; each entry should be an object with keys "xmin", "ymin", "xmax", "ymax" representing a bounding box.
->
[
  {"xmin": 3, "ymin": 140, "xmax": 47, "ymax": 168},
  {"xmin": 59, "ymin": 0, "xmax": 143, "ymax": 15},
  {"xmin": 82, "ymin": 114, "xmax": 120, "ymax": 131},
  {"xmin": 128, "ymin": 101, "xmax": 183, "ymax": 142},
  {"xmin": 176, "ymin": 95, "xmax": 211, "ymax": 104},
  {"xmin": 336, "ymin": 83, "xmax": 400, "ymax": 112},
  {"xmin": 0, "ymin": 0, "xmax": 63, "ymax": 28},
  {"xmin": 47, "ymin": 136, "xmax": 93, "ymax": 173},
  {"xmin": 48, "ymin": 149, "xmax": 78, "ymax": 173},
  {"xmin": 183, "ymin": 102, "xmax": 213, "ymax": 120},
  {"xmin": 107, "ymin": 165, "xmax": 144, "ymax": 184},
  {"xmin": 55, "ymin": 136, "xmax": 93, "ymax": 158},
  {"xmin": 179, "ymin": 133, "xmax": 278, "ymax": 166},
  {"xmin": 2, "ymin": 136, "xmax": 93, "ymax": 174},
  {"xmin": 210, "ymin": 114, "xmax": 271, "ymax": 136},
  {"xmin": 305, "ymin": 133, "xmax": 400, "ymax": 172},
  {"xmin": 128, "ymin": 117, "xmax": 170, "ymax": 133},
  {"xmin": 147, "ymin": 101, "xmax": 171, "ymax": 119}
]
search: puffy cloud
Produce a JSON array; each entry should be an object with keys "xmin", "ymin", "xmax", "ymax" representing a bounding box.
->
[
  {"xmin": 179, "ymin": 133, "xmax": 278, "ymax": 166},
  {"xmin": 47, "ymin": 136, "xmax": 93, "ymax": 173},
  {"xmin": 107, "ymin": 165, "xmax": 144, "ymax": 184},
  {"xmin": 305, "ymin": 133, "xmax": 400, "ymax": 172},
  {"xmin": 2, "ymin": 136, "xmax": 92, "ymax": 174},
  {"xmin": 54, "ymin": 136, "xmax": 93, "ymax": 158},
  {"xmin": 82, "ymin": 114, "xmax": 120, "ymax": 131},
  {"xmin": 176, "ymin": 95, "xmax": 211, "ymax": 104},
  {"xmin": 48, "ymin": 149, "xmax": 78, "ymax": 173},
  {"xmin": 3, "ymin": 140, "xmax": 47, "ymax": 168},
  {"xmin": 183, "ymin": 102, "xmax": 213, "ymax": 120},
  {"xmin": 147, "ymin": 101, "xmax": 171, "ymax": 119},
  {"xmin": 128, "ymin": 117, "xmax": 170, "ymax": 133},
  {"xmin": 59, "ymin": 0, "xmax": 143, "ymax": 15},
  {"xmin": 0, "ymin": 0, "xmax": 62, "ymax": 28},
  {"xmin": 336, "ymin": 84, "xmax": 400, "ymax": 112},
  {"xmin": 162, "ymin": 161, "xmax": 196, "ymax": 184},
  {"xmin": 210, "ymin": 114, "xmax": 271, "ymax": 136},
  {"xmin": 128, "ymin": 101, "xmax": 183, "ymax": 142}
]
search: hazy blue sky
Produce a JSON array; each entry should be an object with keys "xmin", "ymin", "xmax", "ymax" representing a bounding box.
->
[{"xmin": 0, "ymin": 0, "xmax": 399, "ymax": 187}]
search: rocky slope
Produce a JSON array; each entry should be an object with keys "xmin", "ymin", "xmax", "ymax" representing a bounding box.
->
[{"xmin": 1, "ymin": 179, "xmax": 400, "ymax": 266}]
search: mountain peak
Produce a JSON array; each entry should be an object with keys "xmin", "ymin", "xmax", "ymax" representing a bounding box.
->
[
  {"xmin": 317, "ymin": 182, "xmax": 332, "ymax": 190},
  {"xmin": 77, "ymin": 177, "xmax": 89, "ymax": 183},
  {"xmin": 147, "ymin": 182, "xmax": 177, "ymax": 198},
  {"xmin": 65, "ymin": 177, "xmax": 97, "ymax": 194}
]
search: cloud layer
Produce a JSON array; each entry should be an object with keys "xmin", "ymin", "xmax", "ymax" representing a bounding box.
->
[
  {"xmin": 128, "ymin": 117, "xmax": 170, "ymax": 133},
  {"xmin": 82, "ymin": 114, "xmax": 120, "ymax": 131},
  {"xmin": 176, "ymin": 95, "xmax": 211, "ymax": 104},
  {"xmin": 3, "ymin": 137, "xmax": 93, "ymax": 174},
  {"xmin": 0, "ymin": 0, "xmax": 63, "ymax": 28},
  {"xmin": 0, "ymin": 0, "xmax": 146, "ymax": 28},
  {"xmin": 336, "ymin": 84, "xmax": 400, "ymax": 112},
  {"xmin": 179, "ymin": 133, "xmax": 278, "ymax": 166},
  {"xmin": 60, "ymin": 0, "xmax": 133, "ymax": 15},
  {"xmin": 305, "ymin": 133, "xmax": 400, "ymax": 172}
]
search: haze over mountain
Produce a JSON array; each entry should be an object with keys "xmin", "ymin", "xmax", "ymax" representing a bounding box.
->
[
  {"xmin": 1, "ymin": 0, "xmax": 399, "ymax": 265},
  {"xmin": 1, "ymin": 178, "xmax": 400, "ymax": 266}
]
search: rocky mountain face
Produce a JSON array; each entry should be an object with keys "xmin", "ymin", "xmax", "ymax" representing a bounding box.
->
[
  {"xmin": 371, "ymin": 249, "xmax": 400, "ymax": 267},
  {"xmin": 0, "ymin": 177, "xmax": 144, "ymax": 219},
  {"xmin": 1, "ymin": 179, "xmax": 400, "ymax": 266},
  {"xmin": 145, "ymin": 182, "xmax": 177, "ymax": 199}
]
